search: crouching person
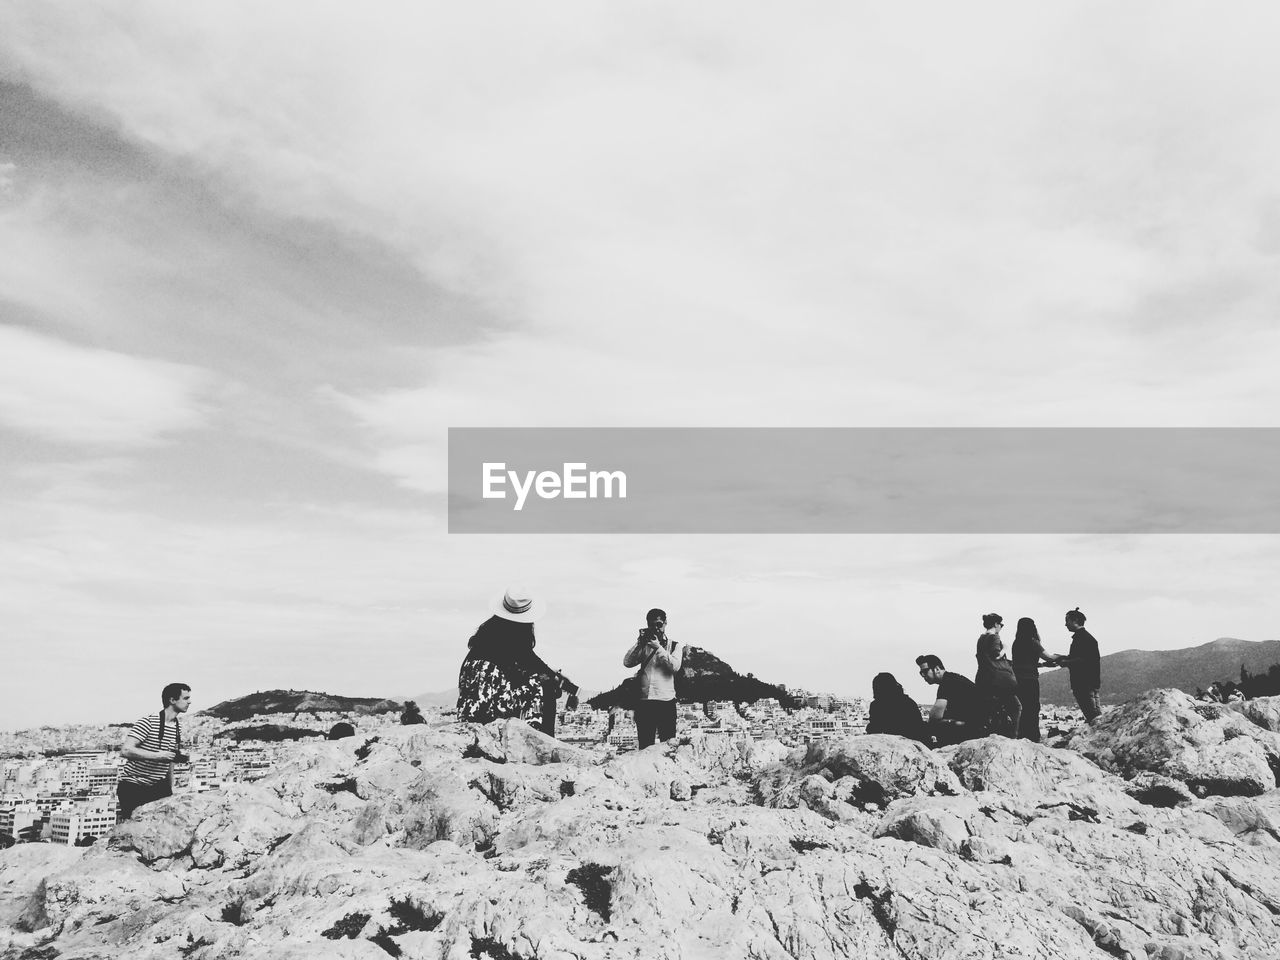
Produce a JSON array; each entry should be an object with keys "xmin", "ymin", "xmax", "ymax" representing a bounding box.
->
[
  {"xmin": 117, "ymin": 682, "xmax": 191, "ymax": 821},
  {"xmin": 915, "ymin": 655, "xmax": 984, "ymax": 747}
]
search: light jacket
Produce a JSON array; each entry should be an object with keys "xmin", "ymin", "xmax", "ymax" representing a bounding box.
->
[{"xmin": 623, "ymin": 635, "xmax": 683, "ymax": 701}]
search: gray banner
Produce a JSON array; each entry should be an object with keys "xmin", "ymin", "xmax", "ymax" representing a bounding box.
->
[{"xmin": 448, "ymin": 428, "xmax": 1280, "ymax": 533}]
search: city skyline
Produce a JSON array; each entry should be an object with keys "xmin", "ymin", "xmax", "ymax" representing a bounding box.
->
[{"xmin": 3, "ymin": 4, "xmax": 1280, "ymax": 729}]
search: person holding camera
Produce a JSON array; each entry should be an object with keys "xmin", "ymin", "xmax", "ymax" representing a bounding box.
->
[
  {"xmin": 117, "ymin": 682, "xmax": 191, "ymax": 821},
  {"xmin": 623, "ymin": 608, "xmax": 683, "ymax": 749}
]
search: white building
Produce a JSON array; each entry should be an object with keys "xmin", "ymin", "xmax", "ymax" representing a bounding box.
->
[
  {"xmin": 0, "ymin": 797, "xmax": 43, "ymax": 842},
  {"xmin": 49, "ymin": 797, "xmax": 117, "ymax": 845}
]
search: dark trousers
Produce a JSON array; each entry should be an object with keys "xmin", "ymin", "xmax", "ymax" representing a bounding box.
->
[
  {"xmin": 985, "ymin": 692, "xmax": 1022, "ymax": 738},
  {"xmin": 1015, "ymin": 676, "xmax": 1041, "ymax": 742},
  {"xmin": 117, "ymin": 778, "xmax": 172, "ymax": 821},
  {"xmin": 1073, "ymin": 685, "xmax": 1101, "ymax": 724},
  {"xmin": 634, "ymin": 699, "xmax": 677, "ymax": 749},
  {"xmin": 535, "ymin": 678, "xmax": 561, "ymax": 737}
]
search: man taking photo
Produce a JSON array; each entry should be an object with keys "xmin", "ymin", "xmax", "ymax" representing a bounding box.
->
[
  {"xmin": 623, "ymin": 608, "xmax": 683, "ymax": 749},
  {"xmin": 117, "ymin": 682, "xmax": 191, "ymax": 821}
]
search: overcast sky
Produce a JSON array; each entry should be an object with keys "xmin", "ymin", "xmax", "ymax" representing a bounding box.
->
[{"xmin": 3, "ymin": 3, "xmax": 1279, "ymax": 729}]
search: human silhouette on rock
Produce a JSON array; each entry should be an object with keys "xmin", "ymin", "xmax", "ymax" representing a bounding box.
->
[{"xmin": 865, "ymin": 672, "xmax": 928, "ymax": 744}]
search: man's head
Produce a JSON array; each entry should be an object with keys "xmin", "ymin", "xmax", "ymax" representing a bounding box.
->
[
  {"xmin": 162, "ymin": 683, "xmax": 191, "ymax": 713},
  {"xmin": 1065, "ymin": 607, "xmax": 1087, "ymax": 631},
  {"xmin": 982, "ymin": 613, "xmax": 1003, "ymax": 631},
  {"xmin": 915, "ymin": 655, "xmax": 945, "ymax": 684},
  {"xmin": 646, "ymin": 608, "xmax": 667, "ymax": 629}
]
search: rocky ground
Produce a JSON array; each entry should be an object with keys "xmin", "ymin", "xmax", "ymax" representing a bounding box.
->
[{"xmin": 3, "ymin": 688, "xmax": 1279, "ymax": 960}]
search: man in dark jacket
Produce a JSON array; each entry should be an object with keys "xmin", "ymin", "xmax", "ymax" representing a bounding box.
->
[{"xmin": 1055, "ymin": 607, "xmax": 1102, "ymax": 724}]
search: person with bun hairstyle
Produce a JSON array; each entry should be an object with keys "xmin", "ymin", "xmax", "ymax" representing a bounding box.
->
[
  {"xmin": 974, "ymin": 613, "xmax": 1021, "ymax": 738},
  {"xmin": 1053, "ymin": 607, "xmax": 1102, "ymax": 724},
  {"xmin": 456, "ymin": 588, "xmax": 578, "ymax": 735}
]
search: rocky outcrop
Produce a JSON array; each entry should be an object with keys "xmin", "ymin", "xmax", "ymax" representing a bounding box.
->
[
  {"xmin": 2, "ymin": 695, "xmax": 1280, "ymax": 959},
  {"xmin": 1071, "ymin": 689, "xmax": 1280, "ymax": 797},
  {"xmin": 1226, "ymin": 695, "xmax": 1280, "ymax": 733}
]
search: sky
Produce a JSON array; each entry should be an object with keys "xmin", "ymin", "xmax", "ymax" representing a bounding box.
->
[{"xmin": 2, "ymin": 2, "xmax": 1280, "ymax": 728}]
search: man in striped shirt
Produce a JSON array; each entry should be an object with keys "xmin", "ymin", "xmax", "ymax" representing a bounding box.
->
[{"xmin": 117, "ymin": 682, "xmax": 191, "ymax": 821}]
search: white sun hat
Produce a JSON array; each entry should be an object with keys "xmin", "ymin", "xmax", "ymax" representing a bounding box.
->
[{"xmin": 493, "ymin": 586, "xmax": 545, "ymax": 624}]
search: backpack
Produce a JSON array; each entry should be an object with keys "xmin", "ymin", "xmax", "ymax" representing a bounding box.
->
[{"xmin": 988, "ymin": 657, "xmax": 1017, "ymax": 693}]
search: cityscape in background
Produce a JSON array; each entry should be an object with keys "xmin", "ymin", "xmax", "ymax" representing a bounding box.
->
[{"xmin": 0, "ymin": 691, "xmax": 1091, "ymax": 847}]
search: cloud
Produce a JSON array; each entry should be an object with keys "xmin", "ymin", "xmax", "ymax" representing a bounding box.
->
[
  {"xmin": 5, "ymin": 4, "xmax": 1280, "ymax": 423},
  {"xmin": 6, "ymin": 1, "xmax": 1266, "ymax": 456},
  {"xmin": 1, "ymin": 4, "xmax": 1279, "ymax": 728},
  {"xmin": 0, "ymin": 325, "xmax": 211, "ymax": 446}
]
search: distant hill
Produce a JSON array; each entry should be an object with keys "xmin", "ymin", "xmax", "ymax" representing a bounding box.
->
[
  {"xmin": 588, "ymin": 646, "xmax": 798, "ymax": 710},
  {"xmin": 406, "ymin": 689, "xmax": 461, "ymax": 709},
  {"xmin": 201, "ymin": 689, "xmax": 401, "ymax": 722},
  {"xmin": 1039, "ymin": 637, "xmax": 1280, "ymax": 706}
]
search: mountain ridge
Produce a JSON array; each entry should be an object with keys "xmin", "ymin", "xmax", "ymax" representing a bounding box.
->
[
  {"xmin": 588, "ymin": 644, "xmax": 799, "ymax": 709},
  {"xmin": 1039, "ymin": 636, "xmax": 1280, "ymax": 705},
  {"xmin": 201, "ymin": 689, "xmax": 401, "ymax": 722}
]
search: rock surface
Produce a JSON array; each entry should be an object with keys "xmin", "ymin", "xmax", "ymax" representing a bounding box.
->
[
  {"xmin": 1071, "ymin": 689, "xmax": 1280, "ymax": 797},
  {"xmin": 2, "ymin": 695, "xmax": 1279, "ymax": 959}
]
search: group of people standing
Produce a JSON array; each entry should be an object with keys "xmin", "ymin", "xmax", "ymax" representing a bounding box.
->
[{"xmin": 868, "ymin": 608, "xmax": 1103, "ymax": 747}]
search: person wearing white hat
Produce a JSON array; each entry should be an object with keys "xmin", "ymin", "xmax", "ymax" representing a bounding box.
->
[{"xmin": 456, "ymin": 588, "xmax": 577, "ymax": 734}]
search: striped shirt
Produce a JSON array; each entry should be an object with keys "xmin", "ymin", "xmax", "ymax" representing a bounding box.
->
[{"xmin": 120, "ymin": 712, "xmax": 181, "ymax": 784}]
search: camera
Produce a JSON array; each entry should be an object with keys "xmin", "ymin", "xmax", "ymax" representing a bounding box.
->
[{"xmin": 173, "ymin": 752, "xmax": 190, "ymax": 765}]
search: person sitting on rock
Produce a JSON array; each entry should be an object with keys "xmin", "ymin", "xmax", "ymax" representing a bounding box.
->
[
  {"xmin": 1204, "ymin": 680, "xmax": 1244, "ymax": 704},
  {"xmin": 456, "ymin": 587, "xmax": 577, "ymax": 736},
  {"xmin": 915, "ymin": 655, "xmax": 985, "ymax": 746},
  {"xmin": 400, "ymin": 701, "xmax": 425, "ymax": 725},
  {"xmin": 865, "ymin": 672, "xmax": 928, "ymax": 744},
  {"xmin": 327, "ymin": 721, "xmax": 355, "ymax": 740},
  {"xmin": 975, "ymin": 614, "xmax": 1021, "ymax": 738}
]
